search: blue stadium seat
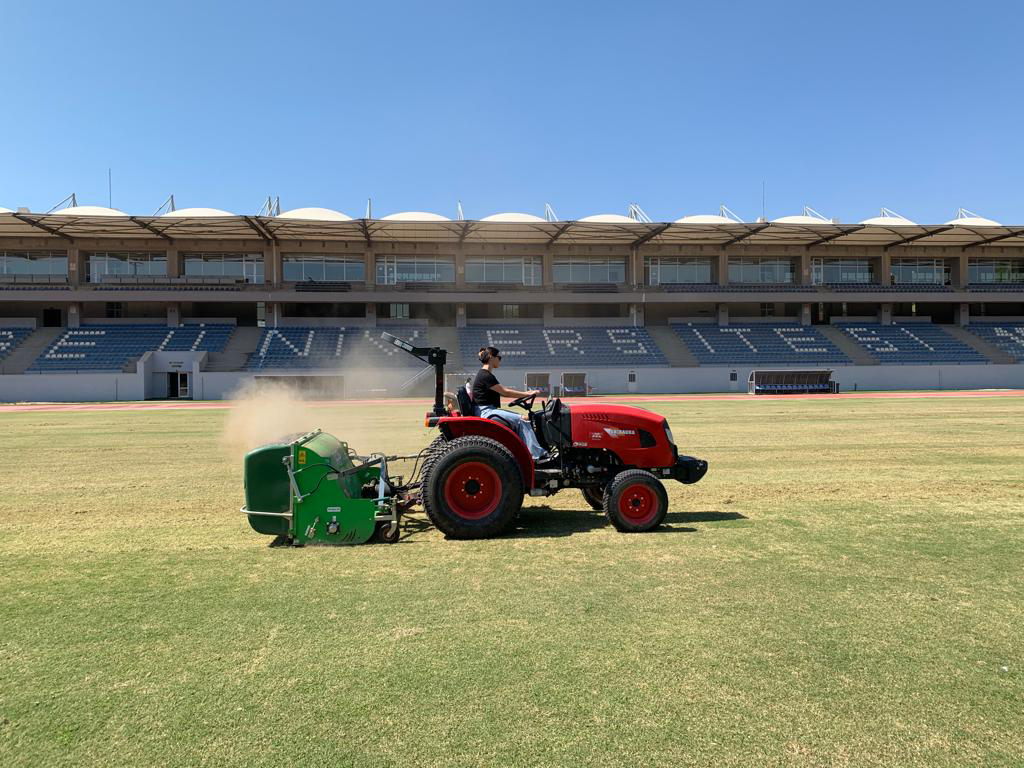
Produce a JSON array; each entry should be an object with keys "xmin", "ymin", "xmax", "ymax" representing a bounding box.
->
[
  {"xmin": 247, "ymin": 326, "xmax": 430, "ymax": 370},
  {"xmin": 0, "ymin": 327, "xmax": 33, "ymax": 362},
  {"xmin": 834, "ymin": 323, "xmax": 988, "ymax": 364},
  {"xmin": 964, "ymin": 323, "xmax": 1024, "ymax": 361},
  {"xmin": 457, "ymin": 326, "xmax": 668, "ymax": 367},
  {"xmin": 671, "ymin": 323, "xmax": 849, "ymax": 365},
  {"xmin": 28, "ymin": 324, "xmax": 234, "ymax": 372}
]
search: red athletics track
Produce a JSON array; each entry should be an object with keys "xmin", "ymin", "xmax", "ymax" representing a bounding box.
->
[{"xmin": 2, "ymin": 389, "xmax": 1023, "ymax": 413}]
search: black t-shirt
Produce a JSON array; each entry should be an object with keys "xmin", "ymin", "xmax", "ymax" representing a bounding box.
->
[{"xmin": 472, "ymin": 368, "xmax": 501, "ymax": 409}]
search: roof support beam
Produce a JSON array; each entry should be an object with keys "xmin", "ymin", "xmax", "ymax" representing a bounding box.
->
[
  {"xmin": 961, "ymin": 228, "xmax": 1024, "ymax": 251},
  {"xmin": 244, "ymin": 216, "xmax": 276, "ymax": 244},
  {"xmin": 130, "ymin": 217, "xmax": 173, "ymax": 242},
  {"xmin": 805, "ymin": 225, "xmax": 863, "ymax": 250},
  {"xmin": 458, "ymin": 221, "xmax": 477, "ymax": 244},
  {"xmin": 630, "ymin": 223, "xmax": 670, "ymax": 248},
  {"xmin": 546, "ymin": 222, "xmax": 574, "ymax": 246},
  {"xmin": 12, "ymin": 214, "xmax": 74, "ymax": 241},
  {"xmin": 719, "ymin": 224, "xmax": 768, "ymax": 249},
  {"xmin": 884, "ymin": 226, "xmax": 951, "ymax": 251},
  {"xmin": 358, "ymin": 219, "xmax": 373, "ymax": 247}
]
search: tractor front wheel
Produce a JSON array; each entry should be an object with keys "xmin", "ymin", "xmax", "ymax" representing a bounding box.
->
[
  {"xmin": 604, "ymin": 470, "xmax": 668, "ymax": 533},
  {"xmin": 423, "ymin": 436, "xmax": 523, "ymax": 539}
]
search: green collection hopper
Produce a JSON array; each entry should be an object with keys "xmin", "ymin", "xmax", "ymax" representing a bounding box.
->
[{"xmin": 242, "ymin": 430, "xmax": 400, "ymax": 545}]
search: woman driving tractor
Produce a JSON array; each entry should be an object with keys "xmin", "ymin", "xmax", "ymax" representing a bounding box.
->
[{"xmin": 472, "ymin": 346, "xmax": 549, "ymax": 461}]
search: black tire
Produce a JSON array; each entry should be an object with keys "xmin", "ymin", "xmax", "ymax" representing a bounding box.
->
[
  {"xmin": 418, "ymin": 434, "xmax": 447, "ymax": 484},
  {"xmin": 581, "ymin": 485, "xmax": 605, "ymax": 511},
  {"xmin": 375, "ymin": 521, "xmax": 401, "ymax": 544},
  {"xmin": 422, "ymin": 436, "xmax": 524, "ymax": 539},
  {"xmin": 604, "ymin": 470, "xmax": 668, "ymax": 533}
]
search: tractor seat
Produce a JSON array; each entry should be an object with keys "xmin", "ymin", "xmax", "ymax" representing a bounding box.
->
[{"xmin": 455, "ymin": 382, "xmax": 475, "ymax": 417}]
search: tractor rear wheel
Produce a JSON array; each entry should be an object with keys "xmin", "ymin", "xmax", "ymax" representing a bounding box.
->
[
  {"xmin": 604, "ymin": 470, "xmax": 668, "ymax": 532},
  {"xmin": 581, "ymin": 485, "xmax": 605, "ymax": 511},
  {"xmin": 418, "ymin": 435, "xmax": 447, "ymax": 484},
  {"xmin": 423, "ymin": 436, "xmax": 523, "ymax": 539}
]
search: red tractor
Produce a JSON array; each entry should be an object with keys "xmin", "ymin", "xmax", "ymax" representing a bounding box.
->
[{"xmin": 386, "ymin": 333, "xmax": 708, "ymax": 539}]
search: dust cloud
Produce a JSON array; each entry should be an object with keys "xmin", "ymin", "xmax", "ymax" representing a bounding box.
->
[
  {"xmin": 220, "ymin": 347, "xmax": 436, "ymax": 464},
  {"xmin": 219, "ymin": 379, "xmax": 324, "ymax": 458}
]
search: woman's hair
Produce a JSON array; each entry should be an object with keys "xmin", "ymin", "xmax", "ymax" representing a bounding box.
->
[{"xmin": 478, "ymin": 346, "xmax": 500, "ymax": 364}]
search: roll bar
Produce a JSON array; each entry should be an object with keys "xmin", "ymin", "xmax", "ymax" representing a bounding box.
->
[{"xmin": 380, "ymin": 331, "xmax": 449, "ymax": 417}]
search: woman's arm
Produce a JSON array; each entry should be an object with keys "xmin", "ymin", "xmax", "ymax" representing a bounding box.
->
[{"xmin": 492, "ymin": 383, "xmax": 539, "ymax": 399}]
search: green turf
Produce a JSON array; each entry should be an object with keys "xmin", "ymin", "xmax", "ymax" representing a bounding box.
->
[{"xmin": 1, "ymin": 397, "xmax": 1022, "ymax": 767}]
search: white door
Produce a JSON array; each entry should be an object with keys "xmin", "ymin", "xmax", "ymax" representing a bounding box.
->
[{"xmin": 177, "ymin": 372, "xmax": 191, "ymax": 399}]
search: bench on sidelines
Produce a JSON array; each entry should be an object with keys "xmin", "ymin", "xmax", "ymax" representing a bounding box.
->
[{"xmin": 748, "ymin": 369, "xmax": 837, "ymax": 395}]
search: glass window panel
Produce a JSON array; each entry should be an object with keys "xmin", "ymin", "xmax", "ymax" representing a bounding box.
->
[
  {"xmin": 305, "ymin": 260, "xmax": 326, "ymax": 281},
  {"xmin": 220, "ymin": 257, "xmax": 242, "ymax": 278},
  {"xmin": 7, "ymin": 253, "xmax": 28, "ymax": 274},
  {"xmin": 553, "ymin": 262, "xmax": 570, "ymax": 282},
  {"xmin": 484, "ymin": 261, "xmax": 502, "ymax": 282}
]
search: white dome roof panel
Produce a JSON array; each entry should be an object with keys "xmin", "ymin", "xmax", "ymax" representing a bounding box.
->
[
  {"xmin": 675, "ymin": 214, "xmax": 738, "ymax": 224},
  {"xmin": 277, "ymin": 207, "xmax": 352, "ymax": 221},
  {"xmin": 861, "ymin": 216, "xmax": 917, "ymax": 226},
  {"xmin": 946, "ymin": 215, "xmax": 1001, "ymax": 227},
  {"xmin": 51, "ymin": 205, "xmax": 127, "ymax": 217},
  {"xmin": 161, "ymin": 207, "xmax": 234, "ymax": 217},
  {"xmin": 480, "ymin": 212, "xmax": 546, "ymax": 223},
  {"xmin": 381, "ymin": 211, "xmax": 450, "ymax": 222},
  {"xmin": 772, "ymin": 215, "xmax": 831, "ymax": 225},
  {"xmin": 578, "ymin": 214, "xmax": 637, "ymax": 224},
  {"xmin": 0, "ymin": 207, "xmax": 11, "ymax": 214}
]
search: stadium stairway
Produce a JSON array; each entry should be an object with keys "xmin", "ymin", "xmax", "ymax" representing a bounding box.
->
[
  {"xmin": 646, "ymin": 325, "xmax": 699, "ymax": 367},
  {"xmin": 817, "ymin": 325, "xmax": 879, "ymax": 366},
  {"xmin": 944, "ymin": 325, "xmax": 1016, "ymax": 364},
  {"xmin": 0, "ymin": 327, "xmax": 64, "ymax": 374},
  {"xmin": 205, "ymin": 326, "xmax": 263, "ymax": 371}
]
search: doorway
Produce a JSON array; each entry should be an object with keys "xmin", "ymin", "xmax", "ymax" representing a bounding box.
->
[
  {"xmin": 42, "ymin": 308, "xmax": 62, "ymax": 327},
  {"xmin": 167, "ymin": 371, "xmax": 190, "ymax": 399}
]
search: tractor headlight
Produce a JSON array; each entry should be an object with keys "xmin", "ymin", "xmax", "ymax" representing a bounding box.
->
[{"xmin": 663, "ymin": 421, "xmax": 675, "ymax": 446}]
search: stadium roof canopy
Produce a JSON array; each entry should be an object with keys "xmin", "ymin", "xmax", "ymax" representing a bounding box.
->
[{"xmin": 2, "ymin": 211, "xmax": 1024, "ymax": 249}]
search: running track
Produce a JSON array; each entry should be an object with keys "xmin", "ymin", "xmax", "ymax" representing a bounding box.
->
[{"xmin": 3, "ymin": 390, "xmax": 1023, "ymax": 413}]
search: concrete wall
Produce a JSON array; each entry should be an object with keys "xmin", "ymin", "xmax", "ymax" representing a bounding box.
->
[
  {"xmin": 2, "ymin": 363, "xmax": 1022, "ymax": 403},
  {"xmin": 0, "ymin": 373, "xmax": 145, "ymax": 402}
]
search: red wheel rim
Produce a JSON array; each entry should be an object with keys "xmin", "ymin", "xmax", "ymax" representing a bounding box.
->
[
  {"xmin": 618, "ymin": 483, "xmax": 658, "ymax": 525},
  {"xmin": 443, "ymin": 461, "xmax": 502, "ymax": 520}
]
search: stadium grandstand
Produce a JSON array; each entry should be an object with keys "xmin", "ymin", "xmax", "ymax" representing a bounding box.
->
[{"xmin": 0, "ymin": 201, "xmax": 1021, "ymax": 400}]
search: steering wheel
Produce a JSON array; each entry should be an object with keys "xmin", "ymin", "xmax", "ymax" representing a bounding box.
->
[{"xmin": 508, "ymin": 392, "xmax": 538, "ymax": 411}]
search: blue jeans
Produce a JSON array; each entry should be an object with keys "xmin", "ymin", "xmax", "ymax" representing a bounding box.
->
[{"xmin": 477, "ymin": 406, "xmax": 547, "ymax": 460}]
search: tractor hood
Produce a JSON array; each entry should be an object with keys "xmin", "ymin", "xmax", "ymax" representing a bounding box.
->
[{"xmin": 568, "ymin": 403, "xmax": 677, "ymax": 468}]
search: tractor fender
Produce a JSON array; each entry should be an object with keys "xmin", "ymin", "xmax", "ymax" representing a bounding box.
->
[{"xmin": 437, "ymin": 416, "xmax": 534, "ymax": 489}]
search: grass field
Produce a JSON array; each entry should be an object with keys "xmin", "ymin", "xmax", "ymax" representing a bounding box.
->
[{"xmin": 1, "ymin": 395, "xmax": 1022, "ymax": 767}]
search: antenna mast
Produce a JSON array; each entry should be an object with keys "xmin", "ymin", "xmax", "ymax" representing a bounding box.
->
[
  {"xmin": 153, "ymin": 195, "xmax": 176, "ymax": 215},
  {"xmin": 627, "ymin": 203, "xmax": 652, "ymax": 223},
  {"xmin": 46, "ymin": 193, "xmax": 77, "ymax": 213}
]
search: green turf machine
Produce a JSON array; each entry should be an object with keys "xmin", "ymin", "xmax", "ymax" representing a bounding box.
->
[{"xmin": 241, "ymin": 429, "xmax": 408, "ymax": 545}]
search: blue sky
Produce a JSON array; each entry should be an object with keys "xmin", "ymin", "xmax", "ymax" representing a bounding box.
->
[{"xmin": 1, "ymin": 1, "xmax": 1021, "ymax": 223}]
